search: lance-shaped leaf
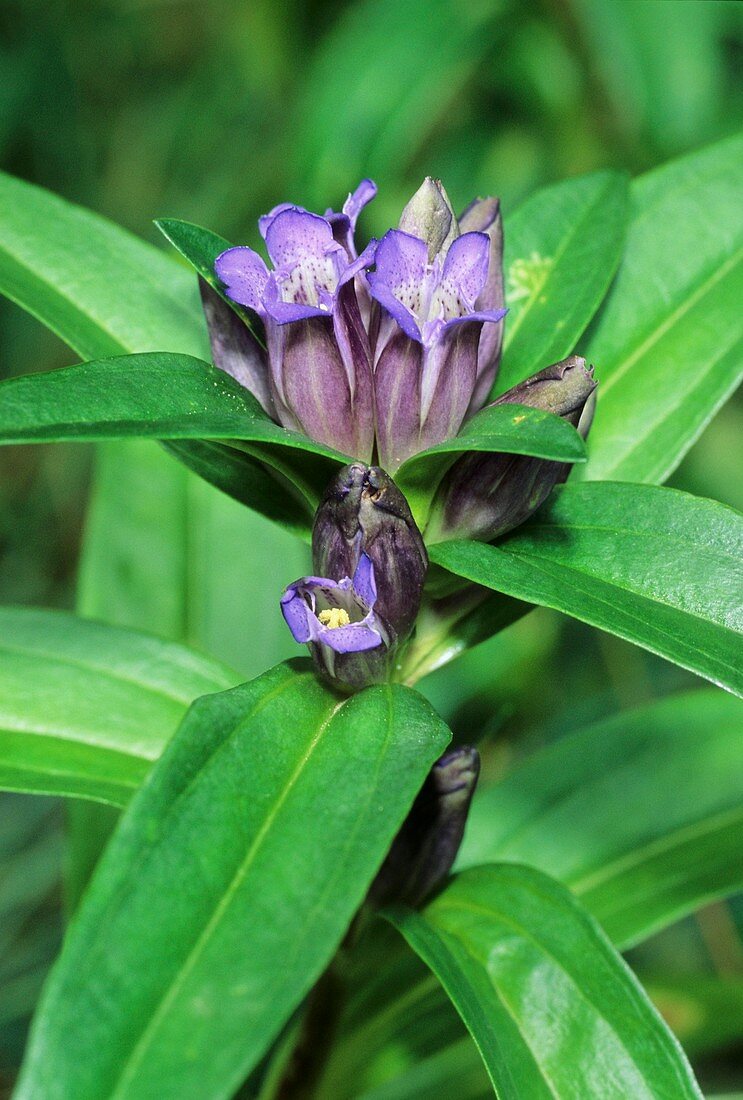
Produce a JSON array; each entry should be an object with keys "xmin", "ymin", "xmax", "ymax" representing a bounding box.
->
[
  {"xmin": 0, "ymin": 608, "xmax": 238, "ymax": 805},
  {"xmin": 0, "ymin": 170, "xmax": 204, "ymax": 362},
  {"xmin": 395, "ymin": 402, "xmax": 586, "ymax": 525},
  {"xmin": 387, "ymin": 865, "xmax": 702, "ymax": 1099},
  {"xmin": 0, "ymin": 170, "xmax": 322, "ymax": 528},
  {"xmin": 0, "ymin": 351, "xmax": 346, "ymax": 455},
  {"xmin": 16, "ymin": 662, "xmax": 451, "ymax": 1100},
  {"xmin": 495, "ymin": 170, "xmax": 628, "ymax": 394},
  {"xmin": 459, "ymin": 689, "xmax": 743, "ymax": 948},
  {"xmin": 0, "ymin": 351, "xmax": 348, "ymax": 532},
  {"xmin": 430, "ymin": 483, "xmax": 743, "ymax": 696},
  {"xmin": 579, "ymin": 133, "xmax": 743, "ymax": 484}
]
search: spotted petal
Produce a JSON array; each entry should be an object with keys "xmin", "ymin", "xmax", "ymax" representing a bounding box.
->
[
  {"xmin": 214, "ymin": 246, "xmax": 270, "ymax": 315},
  {"xmin": 368, "ymin": 230, "xmax": 429, "ymax": 341}
]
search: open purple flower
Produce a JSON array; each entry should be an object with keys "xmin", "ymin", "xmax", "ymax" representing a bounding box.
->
[
  {"xmin": 214, "ymin": 183, "xmax": 377, "ymax": 459},
  {"xmin": 281, "ymin": 553, "xmax": 391, "ymax": 690},
  {"xmin": 368, "ymin": 226, "xmax": 507, "ymax": 471}
]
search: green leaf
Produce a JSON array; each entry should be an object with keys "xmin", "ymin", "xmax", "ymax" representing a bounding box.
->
[
  {"xmin": 579, "ymin": 133, "xmax": 743, "ymax": 483},
  {"xmin": 0, "ymin": 170, "xmax": 312, "ymax": 532},
  {"xmin": 459, "ymin": 689, "xmax": 743, "ymax": 948},
  {"xmin": 0, "ymin": 608, "xmax": 238, "ymax": 805},
  {"xmin": 0, "ymin": 351, "xmax": 343, "ymax": 454},
  {"xmin": 0, "ymin": 169, "xmax": 205, "ymax": 361},
  {"xmin": 430, "ymin": 482, "xmax": 743, "ymax": 696},
  {"xmin": 395, "ymin": 403, "xmax": 586, "ymax": 524},
  {"xmin": 0, "ymin": 352, "xmax": 347, "ymax": 524},
  {"xmin": 16, "ymin": 663, "xmax": 451, "ymax": 1100},
  {"xmin": 387, "ymin": 865, "xmax": 702, "ymax": 1099},
  {"xmin": 496, "ymin": 170, "xmax": 628, "ymax": 393}
]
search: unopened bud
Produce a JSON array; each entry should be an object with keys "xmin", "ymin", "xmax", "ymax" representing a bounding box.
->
[
  {"xmin": 398, "ymin": 177, "xmax": 458, "ymax": 260},
  {"xmin": 369, "ymin": 747, "xmax": 480, "ymax": 907},
  {"xmin": 312, "ymin": 464, "xmax": 428, "ymax": 641},
  {"xmin": 427, "ymin": 356, "xmax": 597, "ymax": 543}
]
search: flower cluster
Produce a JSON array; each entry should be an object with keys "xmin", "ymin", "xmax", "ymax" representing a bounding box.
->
[
  {"xmin": 205, "ymin": 177, "xmax": 596, "ymax": 692},
  {"xmin": 212, "ymin": 177, "xmax": 506, "ymax": 471}
]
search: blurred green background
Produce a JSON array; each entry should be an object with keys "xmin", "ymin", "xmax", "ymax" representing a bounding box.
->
[{"xmin": 0, "ymin": 0, "xmax": 742, "ymax": 1093}]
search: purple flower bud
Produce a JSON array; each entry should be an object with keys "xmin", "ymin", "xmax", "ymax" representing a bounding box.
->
[
  {"xmin": 368, "ymin": 228, "xmax": 507, "ymax": 471},
  {"xmin": 369, "ymin": 746, "xmax": 480, "ymax": 908},
  {"xmin": 397, "ymin": 177, "xmax": 458, "ymax": 260},
  {"xmin": 458, "ymin": 196, "xmax": 504, "ymax": 411},
  {"xmin": 198, "ymin": 279, "xmax": 274, "ymax": 417},
  {"xmin": 312, "ymin": 463, "xmax": 428, "ymax": 642},
  {"xmin": 281, "ymin": 553, "xmax": 392, "ymax": 691},
  {"xmin": 427, "ymin": 355, "xmax": 597, "ymax": 543},
  {"xmin": 214, "ymin": 190, "xmax": 377, "ymax": 460}
]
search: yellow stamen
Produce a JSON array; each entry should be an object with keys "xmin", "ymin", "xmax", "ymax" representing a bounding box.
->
[{"xmin": 318, "ymin": 608, "xmax": 351, "ymax": 629}]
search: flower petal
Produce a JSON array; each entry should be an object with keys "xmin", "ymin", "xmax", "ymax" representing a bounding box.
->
[
  {"xmin": 280, "ymin": 585, "xmax": 316, "ymax": 644},
  {"xmin": 434, "ymin": 231, "xmax": 490, "ymax": 316},
  {"xmin": 316, "ymin": 617, "xmax": 383, "ymax": 653},
  {"xmin": 215, "ymin": 247, "xmax": 270, "ymax": 314},
  {"xmin": 342, "ymin": 179, "xmax": 378, "ymax": 226},
  {"xmin": 352, "ymin": 552, "xmax": 377, "ymax": 607},
  {"xmin": 367, "ymin": 229, "xmax": 428, "ymax": 340},
  {"xmin": 198, "ymin": 279, "xmax": 274, "ymax": 416},
  {"xmin": 258, "ymin": 202, "xmax": 297, "ymax": 240},
  {"xmin": 264, "ymin": 208, "xmax": 338, "ymax": 271}
]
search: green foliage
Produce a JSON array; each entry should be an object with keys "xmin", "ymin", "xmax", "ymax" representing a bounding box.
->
[
  {"xmin": 0, "ymin": 4, "xmax": 741, "ymax": 1090},
  {"xmin": 496, "ymin": 170, "xmax": 628, "ymax": 393},
  {"xmin": 431, "ymin": 483, "xmax": 743, "ymax": 696},
  {"xmin": 460, "ymin": 689, "xmax": 743, "ymax": 947},
  {"xmin": 388, "ymin": 865, "xmax": 701, "ymax": 1099},
  {"xmin": 396, "ymin": 404, "xmax": 586, "ymax": 524},
  {"xmin": 0, "ymin": 608, "xmax": 238, "ymax": 804},
  {"xmin": 580, "ymin": 134, "xmax": 743, "ymax": 484},
  {"xmin": 15, "ymin": 663, "xmax": 450, "ymax": 1099}
]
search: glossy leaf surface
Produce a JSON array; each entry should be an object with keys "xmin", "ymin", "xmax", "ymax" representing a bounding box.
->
[
  {"xmin": 460, "ymin": 689, "xmax": 743, "ymax": 947},
  {"xmin": 396, "ymin": 403, "xmax": 585, "ymax": 523},
  {"xmin": 17, "ymin": 663, "xmax": 451, "ymax": 1100},
  {"xmin": 0, "ymin": 608, "xmax": 237, "ymax": 804},
  {"xmin": 496, "ymin": 170, "xmax": 628, "ymax": 393},
  {"xmin": 388, "ymin": 865, "xmax": 701, "ymax": 1099},
  {"xmin": 430, "ymin": 483, "xmax": 743, "ymax": 696},
  {"xmin": 580, "ymin": 133, "xmax": 743, "ymax": 483}
]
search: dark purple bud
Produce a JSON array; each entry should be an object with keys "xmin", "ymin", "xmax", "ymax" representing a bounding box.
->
[
  {"xmin": 312, "ymin": 463, "xmax": 428, "ymax": 641},
  {"xmin": 214, "ymin": 197, "xmax": 377, "ymax": 460},
  {"xmin": 398, "ymin": 177, "xmax": 458, "ymax": 260},
  {"xmin": 368, "ymin": 228, "xmax": 507, "ymax": 471},
  {"xmin": 459, "ymin": 197, "xmax": 504, "ymax": 412},
  {"xmin": 427, "ymin": 355, "xmax": 597, "ymax": 543},
  {"xmin": 369, "ymin": 746, "xmax": 480, "ymax": 908},
  {"xmin": 281, "ymin": 554, "xmax": 392, "ymax": 692},
  {"xmin": 198, "ymin": 279, "xmax": 274, "ymax": 417}
]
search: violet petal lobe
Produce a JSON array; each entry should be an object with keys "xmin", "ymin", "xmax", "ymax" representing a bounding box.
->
[
  {"xmin": 432, "ymin": 231, "xmax": 491, "ymax": 315},
  {"xmin": 214, "ymin": 246, "xmax": 270, "ymax": 315},
  {"xmin": 367, "ymin": 230, "xmax": 428, "ymax": 340},
  {"xmin": 198, "ymin": 279, "xmax": 275, "ymax": 417}
]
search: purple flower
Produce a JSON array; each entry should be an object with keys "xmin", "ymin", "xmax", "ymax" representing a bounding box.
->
[
  {"xmin": 207, "ymin": 177, "xmax": 507, "ymax": 474},
  {"xmin": 281, "ymin": 554, "xmax": 392, "ymax": 690},
  {"xmin": 214, "ymin": 184, "xmax": 377, "ymax": 460},
  {"xmin": 368, "ymin": 226, "xmax": 507, "ymax": 471}
]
